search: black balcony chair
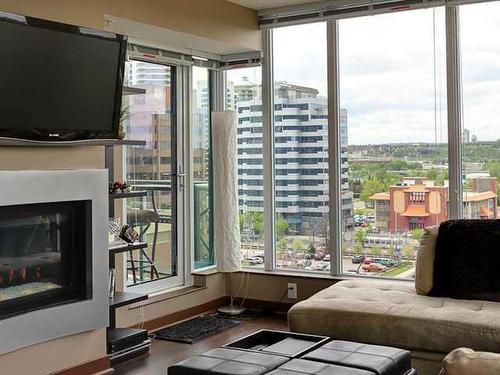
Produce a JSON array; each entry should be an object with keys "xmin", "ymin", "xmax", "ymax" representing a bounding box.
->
[{"xmin": 126, "ymin": 191, "xmax": 160, "ymax": 284}]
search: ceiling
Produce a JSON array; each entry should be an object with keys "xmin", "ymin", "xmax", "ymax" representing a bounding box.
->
[{"xmin": 227, "ymin": 0, "xmax": 321, "ymax": 10}]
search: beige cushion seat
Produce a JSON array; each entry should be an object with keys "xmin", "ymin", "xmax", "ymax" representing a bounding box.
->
[{"xmin": 288, "ymin": 278, "xmax": 500, "ymax": 354}]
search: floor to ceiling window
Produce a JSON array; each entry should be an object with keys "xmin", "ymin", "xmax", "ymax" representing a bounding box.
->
[
  {"xmin": 122, "ymin": 59, "xmax": 180, "ymax": 288},
  {"xmin": 272, "ymin": 22, "xmax": 331, "ymax": 272},
  {"xmin": 226, "ymin": 66, "xmax": 264, "ymax": 268},
  {"xmin": 192, "ymin": 66, "xmax": 214, "ymax": 269},
  {"xmin": 338, "ymin": 8, "xmax": 447, "ymax": 278},
  {"xmin": 460, "ymin": 1, "xmax": 500, "ymax": 221},
  {"xmin": 224, "ymin": 0, "xmax": 500, "ymax": 279}
]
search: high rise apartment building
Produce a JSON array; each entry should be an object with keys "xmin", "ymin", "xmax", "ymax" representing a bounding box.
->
[{"xmin": 230, "ymin": 80, "xmax": 354, "ymax": 234}]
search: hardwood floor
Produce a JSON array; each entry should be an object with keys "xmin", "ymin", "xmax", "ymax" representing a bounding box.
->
[{"xmin": 112, "ymin": 313, "xmax": 288, "ymax": 375}]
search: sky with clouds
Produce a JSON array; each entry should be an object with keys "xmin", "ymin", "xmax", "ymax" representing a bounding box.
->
[{"xmin": 230, "ymin": 2, "xmax": 500, "ymax": 146}]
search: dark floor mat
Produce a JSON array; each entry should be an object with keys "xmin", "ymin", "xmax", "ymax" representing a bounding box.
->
[{"xmin": 155, "ymin": 315, "xmax": 242, "ymax": 344}]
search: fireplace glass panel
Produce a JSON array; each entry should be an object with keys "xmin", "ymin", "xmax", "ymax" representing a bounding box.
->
[{"xmin": 0, "ymin": 200, "xmax": 92, "ymax": 320}]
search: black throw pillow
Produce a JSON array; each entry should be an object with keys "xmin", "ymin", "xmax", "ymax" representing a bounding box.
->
[{"xmin": 429, "ymin": 219, "xmax": 500, "ymax": 301}]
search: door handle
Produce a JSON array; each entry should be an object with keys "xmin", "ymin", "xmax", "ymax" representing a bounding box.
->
[{"xmin": 161, "ymin": 171, "xmax": 186, "ymax": 190}]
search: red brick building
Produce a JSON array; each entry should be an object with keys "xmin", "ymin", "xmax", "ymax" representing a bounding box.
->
[{"xmin": 370, "ymin": 177, "xmax": 498, "ymax": 233}]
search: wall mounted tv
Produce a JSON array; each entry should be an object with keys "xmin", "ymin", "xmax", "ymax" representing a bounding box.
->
[{"xmin": 0, "ymin": 12, "xmax": 127, "ymax": 142}]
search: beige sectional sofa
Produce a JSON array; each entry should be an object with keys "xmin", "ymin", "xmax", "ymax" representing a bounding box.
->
[{"xmin": 288, "ymin": 228, "xmax": 500, "ymax": 375}]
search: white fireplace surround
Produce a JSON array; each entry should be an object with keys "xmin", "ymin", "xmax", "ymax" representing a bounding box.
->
[{"xmin": 0, "ymin": 169, "xmax": 108, "ymax": 354}]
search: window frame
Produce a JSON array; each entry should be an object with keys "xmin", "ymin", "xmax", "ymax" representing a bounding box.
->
[
  {"xmin": 121, "ymin": 45, "xmax": 221, "ymax": 293},
  {"xmin": 122, "ymin": 57, "xmax": 190, "ymax": 294},
  {"xmin": 252, "ymin": 1, "xmax": 466, "ymax": 277}
]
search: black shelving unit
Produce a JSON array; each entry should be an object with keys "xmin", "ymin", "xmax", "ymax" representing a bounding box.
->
[
  {"xmin": 123, "ymin": 86, "xmax": 147, "ymax": 96},
  {"xmin": 109, "ymin": 191, "xmax": 148, "ymax": 200},
  {"xmin": 109, "ymin": 242, "xmax": 148, "ymax": 267},
  {"xmin": 109, "ymin": 291, "xmax": 148, "ymax": 329},
  {"xmin": 109, "ymin": 191, "xmax": 148, "ymax": 217},
  {"xmin": 106, "ymin": 141, "xmax": 151, "ymax": 362}
]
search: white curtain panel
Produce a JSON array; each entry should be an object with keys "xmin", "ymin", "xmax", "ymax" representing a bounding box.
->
[{"xmin": 212, "ymin": 111, "xmax": 242, "ymax": 272}]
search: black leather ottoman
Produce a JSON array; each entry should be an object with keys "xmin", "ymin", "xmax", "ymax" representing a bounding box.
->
[
  {"xmin": 267, "ymin": 358, "xmax": 376, "ymax": 374},
  {"xmin": 167, "ymin": 347, "xmax": 289, "ymax": 375},
  {"xmin": 301, "ymin": 341, "xmax": 415, "ymax": 375}
]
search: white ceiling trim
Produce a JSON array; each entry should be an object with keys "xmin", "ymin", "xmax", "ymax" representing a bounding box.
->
[
  {"xmin": 103, "ymin": 14, "xmax": 256, "ymax": 60},
  {"xmin": 227, "ymin": 0, "xmax": 322, "ymax": 10}
]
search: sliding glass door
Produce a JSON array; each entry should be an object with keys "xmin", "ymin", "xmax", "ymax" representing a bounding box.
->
[{"xmin": 122, "ymin": 59, "xmax": 184, "ymax": 291}]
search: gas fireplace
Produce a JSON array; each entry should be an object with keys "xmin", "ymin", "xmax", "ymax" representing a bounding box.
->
[
  {"xmin": 0, "ymin": 170, "xmax": 108, "ymax": 355},
  {"xmin": 0, "ymin": 201, "xmax": 92, "ymax": 320}
]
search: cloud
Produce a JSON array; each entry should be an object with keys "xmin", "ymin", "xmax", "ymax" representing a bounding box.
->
[
  {"xmin": 227, "ymin": 3, "xmax": 500, "ymax": 145},
  {"xmin": 270, "ymin": 3, "xmax": 500, "ymax": 144}
]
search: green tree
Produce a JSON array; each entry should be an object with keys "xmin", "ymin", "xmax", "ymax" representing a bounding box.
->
[
  {"xmin": 353, "ymin": 244, "xmax": 363, "ymax": 255},
  {"xmin": 426, "ymin": 168, "xmax": 438, "ymax": 182},
  {"xmin": 354, "ymin": 229, "xmax": 368, "ymax": 250},
  {"xmin": 276, "ymin": 217, "xmax": 289, "ymax": 238},
  {"xmin": 360, "ymin": 179, "xmax": 386, "ymax": 205},
  {"xmin": 252, "ymin": 212, "xmax": 264, "ymax": 235},
  {"xmin": 488, "ymin": 161, "xmax": 500, "ymax": 202},
  {"xmin": 387, "ymin": 244, "xmax": 396, "ymax": 257},
  {"xmin": 239, "ymin": 212, "xmax": 245, "ymax": 232},
  {"xmin": 403, "ymin": 245, "xmax": 414, "ymax": 262},
  {"xmin": 277, "ymin": 238, "xmax": 288, "ymax": 250},
  {"xmin": 354, "ymin": 208, "xmax": 366, "ymax": 216},
  {"xmin": 292, "ymin": 238, "xmax": 305, "ymax": 252},
  {"xmin": 307, "ymin": 244, "xmax": 317, "ymax": 255},
  {"xmin": 372, "ymin": 246, "xmax": 382, "ymax": 257},
  {"xmin": 239, "ymin": 212, "xmax": 264, "ymax": 236},
  {"xmin": 411, "ymin": 228, "xmax": 424, "ymax": 243},
  {"xmin": 435, "ymin": 169, "xmax": 448, "ymax": 186}
]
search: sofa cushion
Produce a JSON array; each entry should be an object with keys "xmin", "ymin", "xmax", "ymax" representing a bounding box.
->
[
  {"xmin": 415, "ymin": 225, "xmax": 438, "ymax": 295},
  {"xmin": 288, "ymin": 279, "xmax": 500, "ymax": 354},
  {"xmin": 430, "ymin": 220, "xmax": 500, "ymax": 302},
  {"xmin": 440, "ymin": 347, "xmax": 500, "ymax": 375}
]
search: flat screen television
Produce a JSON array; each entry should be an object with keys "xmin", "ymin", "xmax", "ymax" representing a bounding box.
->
[{"xmin": 0, "ymin": 12, "xmax": 127, "ymax": 142}]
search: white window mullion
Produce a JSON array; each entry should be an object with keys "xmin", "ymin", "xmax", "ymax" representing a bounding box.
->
[
  {"xmin": 327, "ymin": 20, "xmax": 343, "ymax": 277},
  {"xmin": 262, "ymin": 29, "xmax": 276, "ymax": 271},
  {"xmin": 210, "ymin": 69, "xmax": 225, "ymax": 112},
  {"xmin": 446, "ymin": 3, "xmax": 464, "ymax": 219}
]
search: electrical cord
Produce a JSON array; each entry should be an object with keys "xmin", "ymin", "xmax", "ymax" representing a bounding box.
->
[{"xmin": 239, "ymin": 270, "xmax": 250, "ymax": 308}]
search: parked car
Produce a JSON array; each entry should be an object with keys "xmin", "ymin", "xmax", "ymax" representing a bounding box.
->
[
  {"xmin": 323, "ymin": 254, "xmax": 331, "ymax": 261},
  {"xmin": 311, "ymin": 263, "xmax": 328, "ymax": 271},
  {"xmin": 246, "ymin": 256, "xmax": 264, "ymax": 265},
  {"xmin": 351, "ymin": 255, "xmax": 366, "ymax": 264},
  {"xmin": 297, "ymin": 259, "xmax": 312, "ymax": 268},
  {"xmin": 374, "ymin": 257, "xmax": 397, "ymax": 268},
  {"xmin": 305, "ymin": 253, "xmax": 313, "ymax": 260},
  {"xmin": 363, "ymin": 257, "xmax": 374, "ymax": 265},
  {"xmin": 362, "ymin": 263, "xmax": 387, "ymax": 272},
  {"xmin": 313, "ymin": 253, "xmax": 324, "ymax": 261}
]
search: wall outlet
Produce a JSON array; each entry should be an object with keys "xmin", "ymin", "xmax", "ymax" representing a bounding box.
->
[{"xmin": 287, "ymin": 283, "xmax": 298, "ymax": 299}]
